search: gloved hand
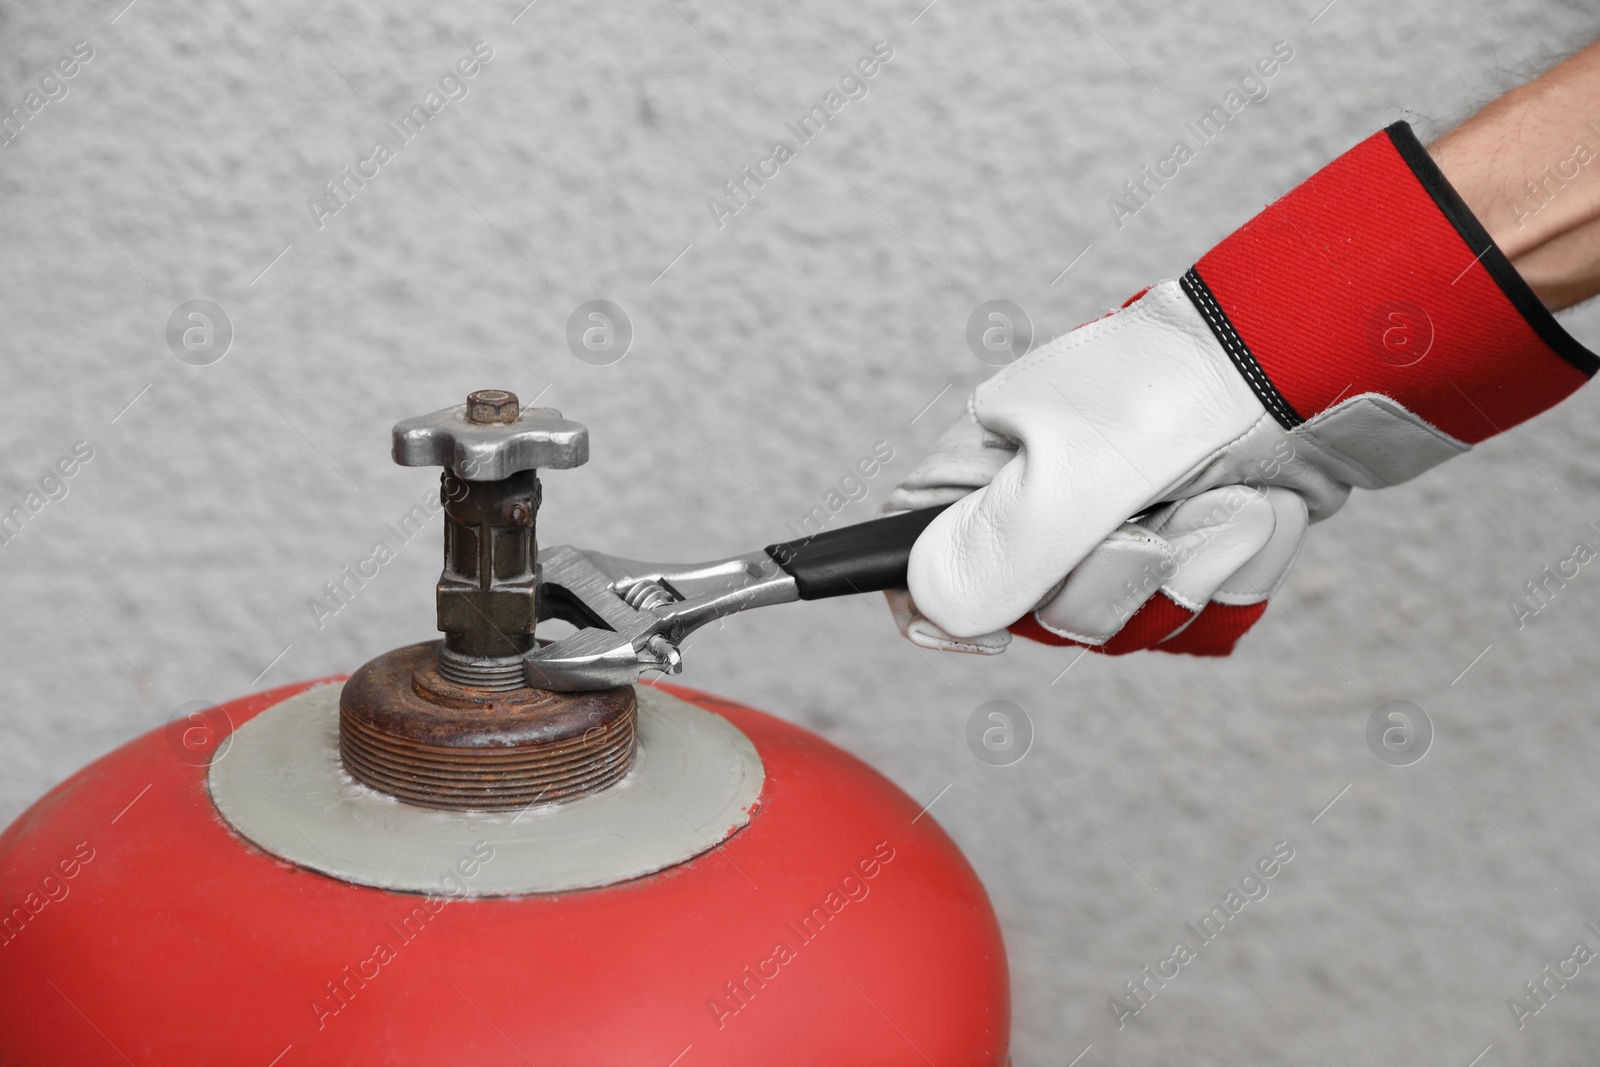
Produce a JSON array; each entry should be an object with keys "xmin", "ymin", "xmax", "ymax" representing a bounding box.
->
[
  {"xmin": 886, "ymin": 483, "xmax": 1309, "ymax": 656},
  {"xmin": 888, "ymin": 121, "xmax": 1596, "ymax": 655}
]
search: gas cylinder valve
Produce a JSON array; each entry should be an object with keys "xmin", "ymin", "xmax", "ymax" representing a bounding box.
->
[
  {"xmin": 392, "ymin": 388, "xmax": 587, "ymax": 689},
  {"xmin": 335, "ymin": 390, "xmax": 632, "ymax": 811}
]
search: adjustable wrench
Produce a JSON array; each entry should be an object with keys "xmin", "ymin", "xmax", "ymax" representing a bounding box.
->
[{"xmin": 525, "ymin": 505, "xmax": 949, "ymax": 691}]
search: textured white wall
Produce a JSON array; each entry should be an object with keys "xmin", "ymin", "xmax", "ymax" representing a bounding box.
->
[{"xmin": 4, "ymin": 0, "xmax": 1600, "ymax": 1061}]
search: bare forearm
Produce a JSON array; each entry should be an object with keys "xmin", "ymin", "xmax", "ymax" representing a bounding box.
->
[{"xmin": 1430, "ymin": 40, "xmax": 1600, "ymax": 310}]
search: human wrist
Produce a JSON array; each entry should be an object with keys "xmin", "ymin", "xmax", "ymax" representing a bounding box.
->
[{"xmin": 1428, "ymin": 53, "xmax": 1600, "ymax": 264}]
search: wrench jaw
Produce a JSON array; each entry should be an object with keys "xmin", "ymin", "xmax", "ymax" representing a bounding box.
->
[
  {"xmin": 525, "ymin": 544, "xmax": 800, "ymax": 692},
  {"xmin": 525, "ymin": 545, "xmax": 674, "ymax": 691},
  {"xmin": 522, "ymin": 627, "xmax": 677, "ymax": 692}
]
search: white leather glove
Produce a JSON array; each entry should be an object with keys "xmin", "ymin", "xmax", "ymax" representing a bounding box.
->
[
  {"xmin": 888, "ymin": 122, "xmax": 1598, "ymax": 655},
  {"xmin": 887, "ymin": 279, "xmax": 1367, "ymax": 650},
  {"xmin": 885, "ymin": 484, "xmax": 1308, "ymax": 655},
  {"xmin": 885, "ymin": 347, "xmax": 1313, "ymax": 657}
]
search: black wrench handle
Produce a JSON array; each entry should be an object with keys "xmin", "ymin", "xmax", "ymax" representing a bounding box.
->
[{"xmin": 763, "ymin": 505, "xmax": 952, "ymax": 600}]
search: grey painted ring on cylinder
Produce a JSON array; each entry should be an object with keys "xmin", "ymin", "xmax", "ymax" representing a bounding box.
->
[
  {"xmin": 207, "ymin": 683, "xmax": 765, "ymax": 896},
  {"xmin": 391, "ymin": 403, "xmax": 589, "ymax": 480}
]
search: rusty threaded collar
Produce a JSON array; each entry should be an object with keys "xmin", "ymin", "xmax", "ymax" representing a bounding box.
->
[{"xmin": 338, "ymin": 641, "xmax": 637, "ymax": 811}]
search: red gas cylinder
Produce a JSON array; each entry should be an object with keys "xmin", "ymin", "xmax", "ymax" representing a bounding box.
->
[
  {"xmin": 0, "ymin": 391, "xmax": 1010, "ymax": 1064},
  {"xmin": 0, "ymin": 678, "xmax": 1007, "ymax": 1065}
]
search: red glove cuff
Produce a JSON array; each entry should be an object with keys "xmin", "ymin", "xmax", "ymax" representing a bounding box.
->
[{"xmin": 1187, "ymin": 121, "xmax": 1596, "ymax": 444}]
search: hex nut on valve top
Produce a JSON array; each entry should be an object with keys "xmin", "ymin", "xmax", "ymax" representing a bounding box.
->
[{"xmin": 466, "ymin": 388, "xmax": 520, "ymax": 424}]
